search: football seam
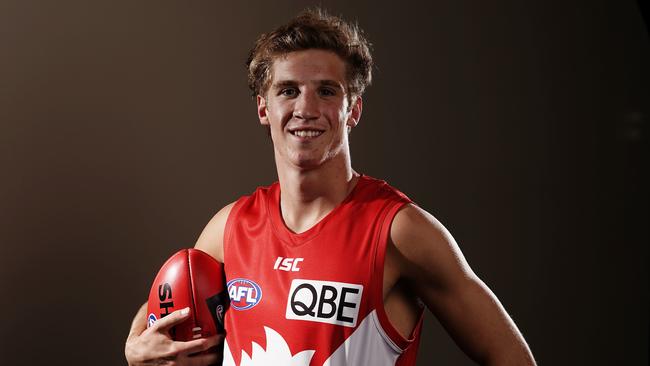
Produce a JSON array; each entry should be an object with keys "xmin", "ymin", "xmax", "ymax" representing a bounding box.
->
[{"xmin": 186, "ymin": 249, "xmax": 198, "ymax": 334}]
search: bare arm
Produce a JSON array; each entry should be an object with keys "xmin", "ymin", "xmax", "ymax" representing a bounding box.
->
[
  {"xmin": 124, "ymin": 203, "xmax": 234, "ymax": 365},
  {"xmin": 194, "ymin": 202, "xmax": 235, "ymax": 262},
  {"xmin": 391, "ymin": 204, "xmax": 536, "ymax": 366}
]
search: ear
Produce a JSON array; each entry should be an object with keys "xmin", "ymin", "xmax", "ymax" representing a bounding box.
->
[
  {"xmin": 346, "ymin": 96, "xmax": 363, "ymax": 128},
  {"xmin": 257, "ymin": 95, "xmax": 269, "ymax": 125}
]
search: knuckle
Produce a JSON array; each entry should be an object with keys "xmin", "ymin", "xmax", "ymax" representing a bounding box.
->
[
  {"xmin": 197, "ymin": 338, "xmax": 210, "ymax": 350},
  {"xmin": 168, "ymin": 343, "xmax": 182, "ymax": 355}
]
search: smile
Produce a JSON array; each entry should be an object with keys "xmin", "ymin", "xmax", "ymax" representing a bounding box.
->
[{"xmin": 290, "ymin": 129, "xmax": 324, "ymax": 138}]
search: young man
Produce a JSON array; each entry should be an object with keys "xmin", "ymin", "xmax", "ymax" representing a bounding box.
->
[{"xmin": 125, "ymin": 9, "xmax": 536, "ymax": 366}]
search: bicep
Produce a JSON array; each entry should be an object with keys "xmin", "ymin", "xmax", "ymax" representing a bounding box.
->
[
  {"xmin": 194, "ymin": 202, "xmax": 235, "ymax": 263},
  {"xmin": 390, "ymin": 204, "xmax": 477, "ymax": 293},
  {"xmin": 391, "ymin": 205, "xmax": 530, "ymax": 364}
]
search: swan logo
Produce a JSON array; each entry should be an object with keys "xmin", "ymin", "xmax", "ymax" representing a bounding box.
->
[
  {"xmin": 223, "ymin": 326, "xmax": 315, "ymax": 366},
  {"xmin": 227, "ymin": 278, "xmax": 263, "ymax": 310},
  {"xmin": 222, "ymin": 313, "xmax": 399, "ymax": 366}
]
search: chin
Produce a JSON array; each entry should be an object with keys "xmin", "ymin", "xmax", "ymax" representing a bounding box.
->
[
  {"xmin": 289, "ymin": 154, "xmax": 326, "ymax": 170},
  {"xmin": 293, "ymin": 159, "xmax": 322, "ymax": 170},
  {"xmin": 283, "ymin": 149, "xmax": 320, "ymax": 167}
]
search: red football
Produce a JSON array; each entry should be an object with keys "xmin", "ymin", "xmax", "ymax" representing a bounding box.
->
[{"xmin": 147, "ymin": 248, "xmax": 228, "ymax": 341}]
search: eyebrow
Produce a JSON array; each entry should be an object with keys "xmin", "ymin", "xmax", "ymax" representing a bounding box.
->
[{"xmin": 271, "ymin": 80, "xmax": 345, "ymax": 90}]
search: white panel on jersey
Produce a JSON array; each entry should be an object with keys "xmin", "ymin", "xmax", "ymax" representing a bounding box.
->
[
  {"xmin": 285, "ymin": 279, "xmax": 364, "ymax": 328},
  {"xmin": 323, "ymin": 310, "xmax": 401, "ymax": 366}
]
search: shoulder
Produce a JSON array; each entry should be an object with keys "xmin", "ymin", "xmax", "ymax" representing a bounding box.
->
[
  {"xmin": 194, "ymin": 202, "xmax": 236, "ymax": 263},
  {"xmin": 390, "ymin": 204, "xmax": 475, "ymax": 289},
  {"xmin": 391, "ymin": 204, "xmax": 452, "ymax": 249},
  {"xmin": 194, "ymin": 183, "xmax": 278, "ymax": 262},
  {"xmin": 355, "ymin": 175, "xmax": 412, "ymax": 208}
]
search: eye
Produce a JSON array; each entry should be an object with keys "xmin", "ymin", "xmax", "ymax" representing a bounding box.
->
[
  {"xmin": 280, "ymin": 88, "xmax": 298, "ymax": 97},
  {"xmin": 319, "ymin": 87, "xmax": 336, "ymax": 97}
]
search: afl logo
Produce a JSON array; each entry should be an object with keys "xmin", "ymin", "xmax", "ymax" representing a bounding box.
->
[
  {"xmin": 147, "ymin": 313, "xmax": 157, "ymax": 328},
  {"xmin": 227, "ymin": 278, "xmax": 262, "ymax": 310}
]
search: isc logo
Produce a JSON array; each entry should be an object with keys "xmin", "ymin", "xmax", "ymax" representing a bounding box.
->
[
  {"xmin": 227, "ymin": 278, "xmax": 262, "ymax": 310},
  {"xmin": 273, "ymin": 257, "xmax": 304, "ymax": 272},
  {"xmin": 285, "ymin": 279, "xmax": 363, "ymax": 327}
]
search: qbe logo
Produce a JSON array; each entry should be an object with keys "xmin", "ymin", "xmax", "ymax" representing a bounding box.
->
[
  {"xmin": 286, "ymin": 279, "xmax": 363, "ymax": 327},
  {"xmin": 227, "ymin": 278, "xmax": 262, "ymax": 310}
]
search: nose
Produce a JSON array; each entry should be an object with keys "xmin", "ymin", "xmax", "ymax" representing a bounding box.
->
[{"xmin": 293, "ymin": 91, "xmax": 320, "ymax": 121}]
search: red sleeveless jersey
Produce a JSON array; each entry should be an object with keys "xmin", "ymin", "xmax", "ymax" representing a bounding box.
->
[{"xmin": 222, "ymin": 175, "xmax": 424, "ymax": 366}]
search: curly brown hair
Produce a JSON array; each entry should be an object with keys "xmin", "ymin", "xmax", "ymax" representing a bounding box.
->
[{"xmin": 246, "ymin": 8, "xmax": 373, "ymax": 102}]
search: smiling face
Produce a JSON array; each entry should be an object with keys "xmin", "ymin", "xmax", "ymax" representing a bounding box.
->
[{"xmin": 257, "ymin": 49, "xmax": 362, "ymax": 171}]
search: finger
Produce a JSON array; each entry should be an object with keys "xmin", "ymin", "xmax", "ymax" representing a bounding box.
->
[
  {"xmin": 150, "ymin": 307, "xmax": 191, "ymax": 333},
  {"xmin": 175, "ymin": 334, "xmax": 224, "ymax": 356},
  {"xmin": 201, "ymin": 334, "xmax": 224, "ymax": 349}
]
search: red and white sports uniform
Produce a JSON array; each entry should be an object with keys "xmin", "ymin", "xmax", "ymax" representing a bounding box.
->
[{"xmin": 222, "ymin": 175, "xmax": 424, "ymax": 366}]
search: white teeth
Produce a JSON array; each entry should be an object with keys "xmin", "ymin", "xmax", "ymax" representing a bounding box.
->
[{"xmin": 293, "ymin": 130, "xmax": 322, "ymax": 138}]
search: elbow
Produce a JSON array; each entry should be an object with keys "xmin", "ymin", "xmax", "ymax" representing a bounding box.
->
[{"xmin": 482, "ymin": 348, "xmax": 537, "ymax": 366}]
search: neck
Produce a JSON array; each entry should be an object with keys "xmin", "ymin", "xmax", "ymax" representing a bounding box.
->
[{"xmin": 275, "ymin": 154, "xmax": 359, "ymax": 234}]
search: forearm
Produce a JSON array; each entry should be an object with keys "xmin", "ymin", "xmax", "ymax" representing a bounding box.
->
[
  {"xmin": 426, "ymin": 278, "xmax": 536, "ymax": 366},
  {"xmin": 483, "ymin": 334, "xmax": 536, "ymax": 366},
  {"xmin": 128, "ymin": 302, "xmax": 148, "ymax": 335},
  {"xmin": 477, "ymin": 281, "xmax": 536, "ymax": 366},
  {"xmin": 125, "ymin": 302, "xmax": 148, "ymax": 364}
]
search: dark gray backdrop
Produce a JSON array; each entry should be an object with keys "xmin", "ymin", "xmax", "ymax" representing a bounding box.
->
[{"xmin": 1, "ymin": 0, "xmax": 647, "ymax": 365}]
